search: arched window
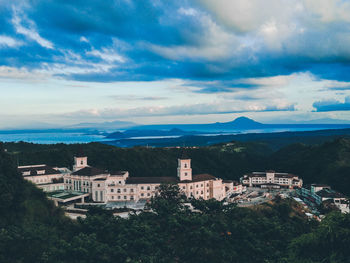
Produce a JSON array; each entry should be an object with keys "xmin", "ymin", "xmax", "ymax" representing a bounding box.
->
[{"xmin": 184, "ymin": 163, "xmax": 187, "ymax": 168}]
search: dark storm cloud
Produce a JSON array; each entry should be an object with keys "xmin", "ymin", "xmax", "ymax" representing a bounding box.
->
[
  {"xmin": 313, "ymin": 97, "xmax": 350, "ymax": 112},
  {"xmin": 1, "ymin": 0, "xmax": 350, "ymax": 86}
]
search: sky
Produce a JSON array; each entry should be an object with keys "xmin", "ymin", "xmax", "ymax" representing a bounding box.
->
[{"xmin": 1, "ymin": 0, "xmax": 350, "ymax": 128}]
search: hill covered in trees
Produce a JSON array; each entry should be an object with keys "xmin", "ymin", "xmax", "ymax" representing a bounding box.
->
[
  {"xmin": 1, "ymin": 142, "xmax": 350, "ymax": 262},
  {"xmin": 3, "ymin": 136, "xmax": 350, "ymax": 196}
]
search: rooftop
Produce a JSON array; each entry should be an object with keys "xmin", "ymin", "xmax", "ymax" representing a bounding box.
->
[
  {"xmin": 126, "ymin": 176, "xmax": 179, "ymax": 184},
  {"xmin": 311, "ymin": 184, "xmax": 330, "ymax": 187},
  {"xmin": 18, "ymin": 165, "xmax": 61, "ymax": 177},
  {"xmin": 125, "ymin": 173, "xmax": 218, "ymax": 184},
  {"xmin": 191, "ymin": 173, "xmax": 217, "ymax": 182},
  {"xmin": 316, "ymin": 188, "xmax": 347, "ymax": 199},
  {"xmin": 72, "ymin": 166, "xmax": 107, "ymax": 177},
  {"xmin": 246, "ymin": 171, "xmax": 296, "ymax": 178},
  {"xmin": 110, "ymin": 171, "xmax": 128, "ymax": 176}
]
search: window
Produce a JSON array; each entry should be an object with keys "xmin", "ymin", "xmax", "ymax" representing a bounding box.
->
[
  {"xmin": 196, "ymin": 191, "xmax": 198, "ymax": 194},
  {"xmin": 130, "ymin": 189, "xmax": 134, "ymax": 192},
  {"xmin": 130, "ymin": 196, "xmax": 134, "ymax": 200},
  {"xmin": 183, "ymin": 186, "xmax": 186, "ymax": 189},
  {"xmin": 196, "ymin": 184, "xmax": 198, "ymax": 188},
  {"xmin": 112, "ymin": 196, "xmax": 114, "ymax": 200},
  {"xmin": 95, "ymin": 191, "xmax": 98, "ymax": 201},
  {"xmin": 147, "ymin": 193, "xmax": 150, "ymax": 197},
  {"xmin": 111, "ymin": 189, "xmax": 114, "ymax": 193},
  {"xmin": 201, "ymin": 191, "xmax": 203, "ymax": 194},
  {"xmin": 147, "ymin": 186, "xmax": 150, "ymax": 190},
  {"xmin": 97, "ymin": 184, "xmax": 100, "ymax": 187},
  {"xmin": 141, "ymin": 186, "xmax": 144, "ymax": 190},
  {"xmin": 81, "ymin": 161, "xmax": 83, "ymax": 165},
  {"xmin": 117, "ymin": 189, "xmax": 121, "ymax": 193},
  {"xmin": 119, "ymin": 181, "xmax": 122, "ymax": 184},
  {"xmin": 184, "ymin": 164, "xmax": 187, "ymax": 168},
  {"xmin": 185, "ymin": 172, "xmax": 188, "ymax": 176},
  {"xmin": 124, "ymin": 196, "xmax": 127, "ymax": 200},
  {"xmin": 118, "ymin": 196, "xmax": 121, "ymax": 199},
  {"xmin": 124, "ymin": 188, "xmax": 127, "ymax": 193},
  {"xmin": 190, "ymin": 186, "xmax": 193, "ymax": 189},
  {"xmin": 141, "ymin": 193, "xmax": 144, "ymax": 197},
  {"xmin": 201, "ymin": 184, "xmax": 203, "ymax": 187}
]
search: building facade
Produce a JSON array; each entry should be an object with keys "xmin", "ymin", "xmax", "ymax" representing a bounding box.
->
[
  {"xmin": 65, "ymin": 156, "xmax": 234, "ymax": 203},
  {"xmin": 19, "ymin": 156, "xmax": 242, "ymax": 204},
  {"xmin": 240, "ymin": 171, "xmax": 303, "ymax": 189},
  {"xmin": 64, "ymin": 156, "xmax": 109, "ymax": 193},
  {"xmin": 297, "ymin": 184, "xmax": 349, "ymax": 213},
  {"xmin": 18, "ymin": 164, "xmax": 65, "ymax": 192}
]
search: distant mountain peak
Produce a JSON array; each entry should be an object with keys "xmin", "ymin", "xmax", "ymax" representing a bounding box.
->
[{"xmin": 230, "ymin": 116, "xmax": 262, "ymax": 125}]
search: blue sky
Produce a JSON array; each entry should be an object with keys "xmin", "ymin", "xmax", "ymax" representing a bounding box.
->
[{"xmin": 1, "ymin": 0, "xmax": 350, "ymax": 128}]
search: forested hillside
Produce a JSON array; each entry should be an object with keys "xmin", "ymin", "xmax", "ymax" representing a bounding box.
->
[
  {"xmin": 3, "ymin": 137, "xmax": 350, "ymax": 196},
  {"xmin": 1, "ymin": 144, "xmax": 350, "ymax": 262}
]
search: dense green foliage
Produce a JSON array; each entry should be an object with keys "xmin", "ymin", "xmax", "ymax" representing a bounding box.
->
[
  {"xmin": 0, "ymin": 146, "xmax": 350, "ymax": 262},
  {"xmin": 2, "ymin": 137, "xmax": 350, "ymax": 262},
  {"xmin": 269, "ymin": 138, "xmax": 350, "ymax": 196}
]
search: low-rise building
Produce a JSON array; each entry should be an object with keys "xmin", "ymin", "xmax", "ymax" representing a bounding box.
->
[
  {"xmin": 63, "ymin": 155, "xmax": 236, "ymax": 203},
  {"xmin": 19, "ymin": 155, "xmax": 244, "ymax": 204},
  {"xmin": 240, "ymin": 170, "xmax": 303, "ymax": 189},
  {"xmin": 89, "ymin": 156, "xmax": 231, "ymax": 203},
  {"xmin": 18, "ymin": 164, "xmax": 65, "ymax": 192},
  {"xmin": 297, "ymin": 184, "xmax": 349, "ymax": 213}
]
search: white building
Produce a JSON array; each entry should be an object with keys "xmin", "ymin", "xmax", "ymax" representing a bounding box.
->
[
  {"xmin": 18, "ymin": 164, "xmax": 65, "ymax": 192},
  {"xmin": 64, "ymin": 156, "xmax": 236, "ymax": 203},
  {"xmin": 241, "ymin": 170, "xmax": 303, "ymax": 189}
]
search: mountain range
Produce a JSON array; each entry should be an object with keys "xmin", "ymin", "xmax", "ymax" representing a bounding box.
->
[
  {"xmin": 2, "ymin": 116, "xmax": 350, "ymax": 135},
  {"xmin": 129, "ymin": 116, "xmax": 350, "ymax": 132}
]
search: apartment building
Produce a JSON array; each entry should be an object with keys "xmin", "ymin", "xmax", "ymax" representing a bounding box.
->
[{"xmin": 240, "ymin": 170, "xmax": 303, "ymax": 189}]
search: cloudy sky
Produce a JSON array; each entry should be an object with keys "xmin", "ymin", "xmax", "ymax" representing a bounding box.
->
[{"xmin": 1, "ymin": 0, "xmax": 350, "ymax": 128}]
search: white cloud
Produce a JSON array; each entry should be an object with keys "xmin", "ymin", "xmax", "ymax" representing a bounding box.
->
[
  {"xmin": 86, "ymin": 48, "xmax": 125, "ymax": 63},
  {"xmin": 146, "ymin": 11, "xmax": 241, "ymax": 61},
  {"xmin": 60, "ymin": 101, "xmax": 295, "ymax": 121},
  {"xmin": 80, "ymin": 36, "xmax": 89, "ymax": 43},
  {"xmin": 0, "ymin": 35, "xmax": 22, "ymax": 48},
  {"xmin": 304, "ymin": 0, "xmax": 350, "ymax": 23},
  {"xmin": 12, "ymin": 7, "xmax": 54, "ymax": 49},
  {"xmin": 0, "ymin": 66, "xmax": 47, "ymax": 80}
]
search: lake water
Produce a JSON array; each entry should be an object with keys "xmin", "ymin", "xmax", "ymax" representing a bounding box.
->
[
  {"xmin": 0, "ymin": 127, "xmax": 345, "ymax": 145},
  {"xmin": 0, "ymin": 132, "xmax": 113, "ymax": 144}
]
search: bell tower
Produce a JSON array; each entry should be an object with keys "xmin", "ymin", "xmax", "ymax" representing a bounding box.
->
[
  {"xmin": 177, "ymin": 157, "xmax": 192, "ymax": 181},
  {"xmin": 73, "ymin": 156, "xmax": 88, "ymax": 171}
]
